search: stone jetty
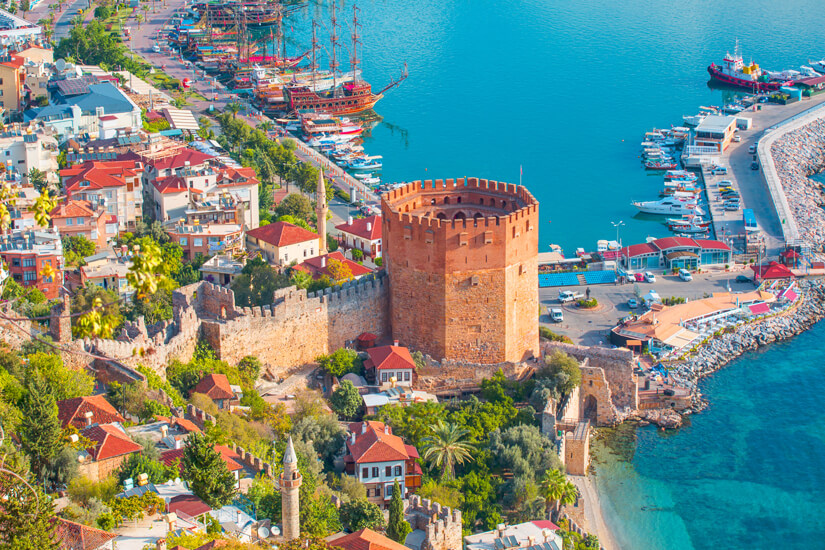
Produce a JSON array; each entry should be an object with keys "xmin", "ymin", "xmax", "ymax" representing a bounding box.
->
[{"xmin": 770, "ymin": 117, "xmax": 825, "ymax": 254}]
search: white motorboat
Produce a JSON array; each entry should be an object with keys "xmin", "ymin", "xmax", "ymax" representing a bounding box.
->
[
  {"xmin": 682, "ymin": 113, "xmax": 707, "ymax": 127},
  {"xmin": 810, "ymin": 59, "xmax": 825, "ymax": 74},
  {"xmin": 633, "ymin": 197, "xmax": 704, "ymax": 216}
]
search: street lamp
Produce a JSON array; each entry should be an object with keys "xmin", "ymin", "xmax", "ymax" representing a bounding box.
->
[{"xmin": 611, "ymin": 220, "xmax": 625, "ymax": 280}]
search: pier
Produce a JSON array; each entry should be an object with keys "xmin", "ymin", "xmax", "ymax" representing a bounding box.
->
[{"xmin": 706, "ymin": 94, "xmax": 825, "ymax": 255}]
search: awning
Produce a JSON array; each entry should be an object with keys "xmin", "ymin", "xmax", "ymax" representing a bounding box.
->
[
  {"xmin": 780, "ymin": 288, "xmax": 798, "ymax": 302},
  {"xmin": 748, "ymin": 302, "xmax": 771, "ymax": 315},
  {"xmin": 663, "ymin": 328, "xmax": 701, "ymax": 349},
  {"xmin": 665, "ymin": 251, "xmax": 699, "ymax": 260}
]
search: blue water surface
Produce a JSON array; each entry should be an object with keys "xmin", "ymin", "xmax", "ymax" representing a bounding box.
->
[{"xmin": 282, "ymin": 0, "xmax": 825, "ymax": 253}]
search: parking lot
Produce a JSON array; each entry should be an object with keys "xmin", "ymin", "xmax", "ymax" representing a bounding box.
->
[{"xmin": 540, "ymin": 269, "xmax": 758, "ymax": 346}]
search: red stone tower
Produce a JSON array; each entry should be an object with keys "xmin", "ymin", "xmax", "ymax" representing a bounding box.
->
[{"xmin": 381, "ymin": 177, "xmax": 539, "ymax": 364}]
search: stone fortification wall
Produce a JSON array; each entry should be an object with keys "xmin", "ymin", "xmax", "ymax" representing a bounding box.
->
[
  {"xmin": 414, "ymin": 355, "xmax": 535, "ymax": 393},
  {"xmin": 579, "ymin": 364, "xmax": 618, "ymax": 426},
  {"xmin": 406, "ymin": 495, "xmax": 463, "ymax": 550},
  {"xmin": 544, "ymin": 342, "xmax": 638, "ymax": 412},
  {"xmin": 0, "ymin": 303, "xmax": 39, "ymax": 349},
  {"xmin": 382, "ymin": 177, "xmax": 540, "ymax": 364}
]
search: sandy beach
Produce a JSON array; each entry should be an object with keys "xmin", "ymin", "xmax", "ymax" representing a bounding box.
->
[{"xmin": 568, "ymin": 475, "xmax": 622, "ymax": 550}]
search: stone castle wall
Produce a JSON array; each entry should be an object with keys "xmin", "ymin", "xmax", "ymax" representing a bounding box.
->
[
  {"xmin": 382, "ymin": 177, "xmax": 539, "ymax": 363},
  {"xmin": 406, "ymin": 495, "xmax": 463, "ymax": 550}
]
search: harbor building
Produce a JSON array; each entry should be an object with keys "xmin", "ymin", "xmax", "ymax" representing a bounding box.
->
[
  {"xmin": 692, "ymin": 114, "xmax": 737, "ymax": 153},
  {"xmin": 382, "ymin": 177, "xmax": 540, "ymax": 364},
  {"xmin": 619, "ymin": 237, "xmax": 732, "ymax": 271}
]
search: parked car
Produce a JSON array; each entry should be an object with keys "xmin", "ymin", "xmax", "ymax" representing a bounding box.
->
[
  {"xmin": 549, "ymin": 308, "xmax": 564, "ymax": 322},
  {"xmin": 749, "ymin": 144, "xmax": 757, "ymax": 154},
  {"xmin": 627, "ymin": 298, "xmax": 639, "ymax": 309},
  {"xmin": 751, "ymin": 161, "xmax": 760, "ymax": 171},
  {"xmin": 717, "ymin": 180, "xmax": 733, "ymax": 187},
  {"xmin": 710, "ymin": 166, "xmax": 728, "ymax": 175},
  {"xmin": 644, "ymin": 271, "xmax": 656, "ymax": 283},
  {"xmin": 633, "ymin": 272, "xmax": 646, "ymax": 282},
  {"xmin": 733, "ymin": 134, "xmax": 742, "ymax": 142},
  {"xmin": 736, "ymin": 274, "xmax": 752, "ymax": 283},
  {"xmin": 678, "ymin": 269, "xmax": 693, "ymax": 281},
  {"xmin": 558, "ymin": 290, "xmax": 584, "ymax": 303}
]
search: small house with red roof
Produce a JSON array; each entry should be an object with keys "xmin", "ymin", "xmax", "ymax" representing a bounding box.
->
[
  {"xmin": 751, "ymin": 261, "xmax": 794, "ymax": 280},
  {"xmin": 50, "ymin": 200, "xmax": 115, "ymax": 249},
  {"xmin": 364, "ymin": 345, "xmax": 416, "ymax": 388},
  {"xmin": 344, "ymin": 421, "xmax": 422, "ymax": 508},
  {"xmin": 192, "ymin": 373, "xmax": 241, "ymax": 410},
  {"xmin": 78, "ymin": 423, "xmax": 142, "ymax": 481},
  {"xmin": 246, "ymin": 221, "xmax": 321, "ymax": 266},
  {"xmin": 780, "ymin": 248, "xmax": 803, "ymax": 268},
  {"xmin": 60, "ymin": 160, "xmax": 145, "ymax": 231},
  {"xmin": 57, "ymin": 394, "xmax": 125, "ymax": 430},
  {"xmin": 56, "ymin": 518, "xmax": 118, "ymax": 550},
  {"xmin": 619, "ymin": 237, "xmax": 731, "ymax": 271},
  {"xmin": 336, "ymin": 215, "xmax": 382, "ymax": 259},
  {"xmin": 329, "ymin": 528, "xmax": 410, "ymax": 550},
  {"xmin": 293, "ymin": 251, "xmax": 373, "ymax": 281}
]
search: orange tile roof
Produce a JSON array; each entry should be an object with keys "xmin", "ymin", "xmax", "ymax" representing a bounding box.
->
[
  {"xmin": 335, "ymin": 215, "xmax": 382, "ymax": 241},
  {"xmin": 161, "ymin": 444, "xmax": 243, "ymax": 473},
  {"xmin": 215, "ymin": 166, "xmax": 259, "ymax": 187},
  {"xmin": 345, "ymin": 421, "xmax": 411, "ymax": 464},
  {"xmin": 61, "ymin": 160, "xmax": 144, "ymax": 192},
  {"xmin": 50, "ymin": 200, "xmax": 98, "ymax": 219},
  {"xmin": 153, "ymin": 175, "xmax": 189, "ymax": 194},
  {"xmin": 294, "ymin": 251, "xmax": 373, "ymax": 280},
  {"xmin": 331, "ymin": 528, "xmax": 410, "ymax": 550},
  {"xmin": 193, "ymin": 373, "xmax": 235, "ymax": 400},
  {"xmin": 57, "ymin": 394, "xmax": 125, "ymax": 429},
  {"xmin": 168, "ymin": 494, "xmax": 211, "ymax": 518},
  {"xmin": 82, "ymin": 424, "xmax": 142, "ymax": 460},
  {"xmin": 55, "ymin": 518, "xmax": 118, "ymax": 550},
  {"xmin": 364, "ymin": 345, "xmax": 416, "ymax": 372},
  {"xmin": 247, "ymin": 221, "xmax": 319, "ymax": 247}
]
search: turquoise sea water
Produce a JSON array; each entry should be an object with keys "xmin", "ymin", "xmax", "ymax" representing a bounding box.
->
[
  {"xmin": 591, "ymin": 321, "xmax": 825, "ymax": 550},
  {"xmin": 277, "ymin": 2, "xmax": 825, "ymax": 547}
]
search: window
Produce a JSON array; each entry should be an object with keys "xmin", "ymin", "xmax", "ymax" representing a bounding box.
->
[
  {"xmin": 381, "ymin": 372, "xmax": 388, "ymax": 382},
  {"xmin": 180, "ymin": 237, "xmax": 188, "ymax": 246},
  {"xmin": 43, "ymin": 275, "xmax": 53, "ymax": 283},
  {"xmin": 80, "ymin": 180, "xmax": 90, "ymax": 187},
  {"xmin": 22, "ymin": 258, "xmax": 35, "ymax": 267},
  {"xmin": 362, "ymin": 467, "xmax": 368, "ymax": 479},
  {"xmin": 105, "ymin": 191, "xmax": 113, "ymax": 199},
  {"xmin": 66, "ymin": 218, "xmax": 73, "ymax": 226},
  {"xmin": 404, "ymin": 372, "xmax": 410, "ymax": 382},
  {"xmin": 385, "ymin": 466, "xmax": 391, "ymax": 477},
  {"xmin": 193, "ymin": 238, "xmax": 203, "ymax": 247},
  {"xmin": 372, "ymin": 467, "xmax": 378, "ymax": 478},
  {"xmin": 76, "ymin": 217, "xmax": 84, "ymax": 225},
  {"xmin": 394, "ymin": 466, "xmax": 402, "ymax": 476},
  {"xmin": 23, "ymin": 271, "xmax": 36, "ymax": 281},
  {"xmin": 11, "ymin": 258, "xmax": 19, "ymax": 267},
  {"xmin": 385, "ymin": 484, "xmax": 393, "ymax": 498}
]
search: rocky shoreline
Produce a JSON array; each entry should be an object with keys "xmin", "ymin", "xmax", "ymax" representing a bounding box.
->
[{"xmin": 631, "ymin": 279, "xmax": 825, "ymax": 429}]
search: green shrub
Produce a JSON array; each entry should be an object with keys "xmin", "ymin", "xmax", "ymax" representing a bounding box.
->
[
  {"xmin": 539, "ymin": 326, "xmax": 573, "ymax": 343},
  {"xmin": 334, "ymin": 189, "xmax": 351, "ymax": 202}
]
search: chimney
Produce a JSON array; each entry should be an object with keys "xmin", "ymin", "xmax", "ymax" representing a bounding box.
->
[
  {"xmin": 497, "ymin": 524, "xmax": 506, "ymax": 538},
  {"xmin": 184, "ymin": 161, "xmax": 190, "ymax": 167},
  {"xmin": 84, "ymin": 410, "xmax": 94, "ymax": 426},
  {"xmin": 384, "ymin": 424, "xmax": 389, "ymax": 434},
  {"xmin": 347, "ymin": 216, "xmax": 353, "ymax": 225},
  {"xmin": 174, "ymin": 437, "xmax": 183, "ymax": 450},
  {"xmin": 350, "ymin": 432, "xmax": 356, "ymax": 445},
  {"xmin": 321, "ymin": 256, "xmax": 326, "ymax": 268},
  {"xmin": 160, "ymin": 425, "xmax": 168, "ymax": 438},
  {"xmin": 236, "ymin": 510, "xmax": 242, "ymax": 524},
  {"xmin": 366, "ymin": 222, "xmax": 372, "ymax": 231},
  {"xmin": 542, "ymin": 529, "xmax": 552, "ymax": 542},
  {"xmin": 393, "ymin": 340, "xmax": 399, "ymax": 347},
  {"xmin": 528, "ymin": 536, "xmax": 535, "ymax": 547},
  {"xmin": 156, "ymin": 540, "xmax": 167, "ymax": 550},
  {"xmin": 361, "ymin": 422, "xmax": 367, "ymax": 435}
]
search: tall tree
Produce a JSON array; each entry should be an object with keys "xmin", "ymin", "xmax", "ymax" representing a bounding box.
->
[
  {"xmin": 0, "ymin": 470, "xmax": 60, "ymax": 549},
  {"xmin": 18, "ymin": 376, "xmax": 63, "ymax": 482},
  {"xmin": 339, "ymin": 498, "xmax": 385, "ymax": 532},
  {"xmin": 327, "ymin": 259, "xmax": 353, "ymax": 285},
  {"xmin": 386, "ymin": 480, "xmax": 411, "ymax": 543},
  {"xmin": 329, "ymin": 380, "xmax": 361, "ymax": 419},
  {"xmin": 182, "ymin": 433, "xmax": 237, "ymax": 508},
  {"xmin": 422, "ymin": 420, "xmax": 475, "ymax": 480}
]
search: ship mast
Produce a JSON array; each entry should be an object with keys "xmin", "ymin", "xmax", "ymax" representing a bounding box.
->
[
  {"xmin": 310, "ymin": 20, "xmax": 319, "ymax": 92},
  {"xmin": 350, "ymin": 4, "xmax": 360, "ymax": 83},
  {"xmin": 330, "ymin": 0, "xmax": 339, "ymax": 93}
]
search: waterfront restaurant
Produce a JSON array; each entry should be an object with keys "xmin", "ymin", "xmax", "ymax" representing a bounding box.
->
[
  {"xmin": 619, "ymin": 237, "xmax": 732, "ymax": 271},
  {"xmin": 611, "ymin": 290, "xmax": 776, "ymax": 355},
  {"xmin": 693, "ymin": 115, "xmax": 738, "ymax": 152}
]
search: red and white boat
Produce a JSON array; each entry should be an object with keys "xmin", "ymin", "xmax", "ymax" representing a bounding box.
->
[{"xmin": 707, "ymin": 42, "xmax": 791, "ymax": 91}]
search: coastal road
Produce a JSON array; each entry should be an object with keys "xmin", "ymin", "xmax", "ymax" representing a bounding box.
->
[
  {"xmin": 54, "ymin": 0, "xmax": 92, "ymax": 40},
  {"xmin": 714, "ymin": 94, "xmax": 825, "ymax": 255},
  {"xmin": 540, "ymin": 269, "xmax": 760, "ymax": 346}
]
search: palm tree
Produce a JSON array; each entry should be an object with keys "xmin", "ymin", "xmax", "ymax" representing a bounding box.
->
[
  {"xmin": 422, "ymin": 420, "xmax": 475, "ymax": 480},
  {"xmin": 226, "ymin": 101, "xmax": 241, "ymax": 119},
  {"xmin": 258, "ymin": 120, "xmax": 274, "ymax": 135},
  {"xmin": 540, "ymin": 469, "xmax": 577, "ymax": 519}
]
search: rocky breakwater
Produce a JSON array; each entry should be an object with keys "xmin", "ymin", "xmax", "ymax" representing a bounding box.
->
[
  {"xmin": 671, "ymin": 279, "xmax": 825, "ymax": 414},
  {"xmin": 771, "ymin": 117, "xmax": 825, "ymax": 253}
]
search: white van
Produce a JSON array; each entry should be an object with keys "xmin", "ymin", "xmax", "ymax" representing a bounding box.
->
[
  {"xmin": 678, "ymin": 269, "xmax": 693, "ymax": 281},
  {"xmin": 550, "ymin": 308, "xmax": 564, "ymax": 323}
]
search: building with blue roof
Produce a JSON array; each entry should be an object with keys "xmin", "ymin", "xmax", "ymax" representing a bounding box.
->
[{"xmin": 24, "ymin": 81, "xmax": 140, "ymax": 142}]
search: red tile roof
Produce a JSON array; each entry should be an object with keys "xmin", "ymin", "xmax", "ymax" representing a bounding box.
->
[
  {"xmin": 82, "ymin": 424, "xmax": 142, "ymax": 461},
  {"xmin": 57, "ymin": 395, "xmax": 125, "ymax": 429},
  {"xmin": 153, "ymin": 175, "xmax": 189, "ymax": 194},
  {"xmin": 193, "ymin": 373, "xmax": 235, "ymax": 400},
  {"xmin": 621, "ymin": 242, "xmax": 658, "ymax": 258},
  {"xmin": 345, "ymin": 421, "xmax": 411, "ymax": 464},
  {"xmin": 168, "ymin": 494, "xmax": 212, "ymax": 518},
  {"xmin": 364, "ymin": 345, "xmax": 416, "ymax": 372},
  {"xmin": 0, "ymin": 55, "xmax": 24, "ymax": 69},
  {"xmin": 247, "ymin": 221, "xmax": 319, "ymax": 247},
  {"xmin": 531, "ymin": 520, "xmax": 560, "ymax": 531},
  {"xmin": 695, "ymin": 239, "xmax": 731, "ymax": 251},
  {"xmin": 652, "ymin": 237, "xmax": 698, "ymax": 250},
  {"xmin": 146, "ymin": 148, "xmax": 215, "ymax": 172},
  {"xmin": 215, "ymin": 166, "xmax": 259, "ymax": 188},
  {"xmin": 55, "ymin": 518, "xmax": 118, "ymax": 550},
  {"xmin": 61, "ymin": 160, "xmax": 144, "ymax": 192},
  {"xmin": 331, "ymin": 528, "xmax": 410, "ymax": 550},
  {"xmin": 750, "ymin": 261, "xmax": 794, "ymax": 279},
  {"xmin": 161, "ymin": 444, "xmax": 243, "ymax": 473},
  {"xmin": 294, "ymin": 251, "xmax": 373, "ymax": 280},
  {"xmin": 336, "ymin": 215, "xmax": 382, "ymax": 241},
  {"xmin": 51, "ymin": 200, "xmax": 99, "ymax": 220}
]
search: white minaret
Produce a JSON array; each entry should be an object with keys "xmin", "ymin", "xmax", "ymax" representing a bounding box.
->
[
  {"xmin": 316, "ymin": 168, "xmax": 328, "ymax": 254},
  {"xmin": 280, "ymin": 436, "xmax": 302, "ymax": 540}
]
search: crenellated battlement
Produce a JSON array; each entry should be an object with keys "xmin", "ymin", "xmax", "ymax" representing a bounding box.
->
[{"xmin": 406, "ymin": 494, "xmax": 463, "ymax": 550}]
